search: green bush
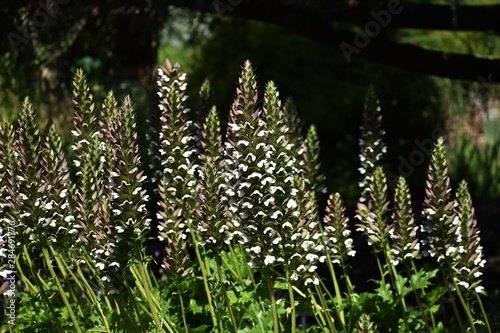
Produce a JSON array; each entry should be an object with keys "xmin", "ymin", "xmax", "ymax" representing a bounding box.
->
[{"xmin": 0, "ymin": 60, "xmax": 492, "ymax": 332}]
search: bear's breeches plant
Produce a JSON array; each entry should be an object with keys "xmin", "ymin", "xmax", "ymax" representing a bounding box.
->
[{"xmin": 0, "ymin": 59, "xmax": 492, "ymax": 333}]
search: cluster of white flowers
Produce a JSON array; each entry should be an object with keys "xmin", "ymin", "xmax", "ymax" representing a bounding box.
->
[
  {"xmin": 324, "ymin": 194, "xmax": 356, "ymax": 267},
  {"xmin": 358, "ymin": 100, "xmax": 387, "ymax": 203}
]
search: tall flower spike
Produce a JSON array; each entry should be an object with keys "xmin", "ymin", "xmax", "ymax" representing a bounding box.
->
[
  {"xmin": 287, "ymin": 176, "xmax": 323, "ymax": 286},
  {"xmin": 71, "ymin": 70, "xmax": 102, "ymax": 246},
  {"xmin": 282, "ymin": 98, "xmax": 306, "ymax": 173},
  {"xmin": 390, "ymin": 177, "xmax": 420, "ymax": 266},
  {"xmin": 453, "ymin": 180, "xmax": 486, "ymax": 293},
  {"xmin": 0, "ymin": 121, "xmax": 18, "ymax": 281},
  {"xmin": 355, "ymin": 166, "xmax": 391, "ymax": 250},
  {"xmin": 0, "ymin": 121, "xmax": 16, "ymax": 215},
  {"xmin": 156, "ymin": 59, "xmax": 197, "ymax": 278},
  {"xmin": 93, "ymin": 96, "xmax": 151, "ymax": 290},
  {"xmin": 359, "ymin": 86, "xmax": 387, "ymax": 203},
  {"xmin": 323, "ymin": 193, "xmax": 356, "ymax": 266},
  {"xmin": 264, "ymin": 81, "xmax": 325, "ymax": 284},
  {"xmin": 71, "ymin": 69, "xmax": 98, "ymax": 174},
  {"xmin": 421, "ymin": 137, "xmax": 457, "ymax": 263},
  {"xmin": 197, "ymin": 106, "xmax": 226, "ymax": 247},
  {"xmin": 39, "ymin": 124, "xmax": 76, "ymax": 248},
  {"xmin": 15, "ymin": 98, "xmax": 45, "ymax": 247},
  {"xmin": 77, "ymin": 133, "xmax": 105, "ymax": 245},
  {"xmin": 196, "ymin": 79, "xmax": 214, "ymax": 128},
  {"xmin": 283, "ymin": 98, "xmax": 302, "ymax": 148},
  {"xmin": 223, "ymin": 61, "xmax": 282, "ymax": 271},
  {"xmin": 99, "ymin": 91, "xmax": 119, "ymax": 199},
  {"xmin": 192, "ymin": 80, "xmax": 214, "ymax": 179},
  {"xmin": 303, "ymin": 125, "xmax": 327, "ymax": 200},
  {"xmin": 223, "ymin": 60, "xmax": 263, "ymax": 247}
]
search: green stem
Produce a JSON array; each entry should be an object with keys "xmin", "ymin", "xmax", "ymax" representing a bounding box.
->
[
  {"xmin": 307, "ymin": 289, "xmax": 328, "ymax": 330},
  {"xmin": 41, "ymin": 247, "xmax": 83, "ymax": 333},
  {"xmin": 265, "ymin": 271, "xmax": 280, "ymax": 333},
  {"xmin": 215, "ymin": 253, "xmax": 238, "ymax": 332},
  {"xmin": 177, "ymin": 284, "xmax": 189, "ymax": 333},
  {"xmin": 49, "ymin": 248, "xmax": 86, "ymax": 319},
  {"xmin": 22, "ymin": 246, "xmax": 65, "ymax": 332},
  {"xmin": 285, "ymin": 270, "xmax": 296, "ymax": 333},
  {"xmin": 449, "ymin": 289, "xmax": 466, "ymax": 332},
  {"xmin": 410, "ymin": 262, "xmax": 436, "ymax": 331},
  {"xmin": 440, "ymin": 270, "xmax": 465, "ymax": 333},
  {"xmin": 374, "ymin": 254, "xmax": 386, "ymax": 283},
  {"xmin": 71, "ymin": 255, "xmax": 112, "ymax": 331},
  {"xmin": 324, "ymin": 257, "xmax": 345, "ymax": 326},
  {"xmin": 15, "ymin": 257, "xmax": 36, "ymax": 292},
  {"xmin": 340, "ymin": 264, "xmax": 354, "ymax": 332},
  {"xmin": 475, "ymin": 291, "xmax": 492, "ymax": 333},
  {"xmin": 385, "ymin": 252, "xmax": 410, "ymax": 332},
  {"xmin": 131, "ymin": 260, "xmax": 163, "ymax": 330},
  {"xmin": 125, "ymin": 276, "xmax": 148, "ymax": 332},
  {"xmin": 452, "ymin": 280, "xmax": 477, "ymax": 333},
  {"xmin": 130, "ymin": 263, "xmax": 177, "ymax": 333},
  {"xmin": 314, "ymin": 284, "xmax": 337, "ymax": 332},
  {"xmin": 190, "ymin": 235, "xmax": 219, "ymax": 332}
]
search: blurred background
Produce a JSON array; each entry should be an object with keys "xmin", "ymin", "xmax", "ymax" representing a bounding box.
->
[{"xmin": 1, "ymin": 0, "xmax": 499, "ymax": 305}]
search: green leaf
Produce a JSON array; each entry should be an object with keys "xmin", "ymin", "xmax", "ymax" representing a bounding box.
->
[
  {"xmin": 375, "ymin": 281, "xmax": 393, "ymax": 303},
  {"xmin": 274, "ymin": 280, "xmax": 288, "ymax": 291},
  {"xmin": 189, "ymin": 297, "xmax": 204, "ymax": 315},
  {"xmin": 411, "ymin": 269, "xmax": 438, "ymax": 290},
  {"xmin": 395, "ymin": 274, "xmax": 412, "ymax": 298},
  {"xmin": 188, "ymin": 324, "xmax": 211, "ymax": 333},
  {"xmin": 430, "ymin": 321, "xmax": 446, "ymax": 333}
]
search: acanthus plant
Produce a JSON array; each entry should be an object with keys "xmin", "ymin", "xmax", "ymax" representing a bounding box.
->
[
  {"xmin": 354, "ymin": 87, "xmax": 491, "ymax": 333},
  {"xmin": 0, "ymin": 58, "xmax": 492, "ymax": 333}
]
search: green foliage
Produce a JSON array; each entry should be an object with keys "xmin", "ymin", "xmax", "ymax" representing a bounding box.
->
[{"xmin": 448, "ymin": 137, "xmax": 500, "ymax": 198}]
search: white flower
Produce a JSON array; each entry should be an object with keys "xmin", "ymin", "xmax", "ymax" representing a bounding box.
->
[
  {"xmin": 248, "ymin": 172, "xmax": 262, "ymax": 179},
  {"xmin": 264, "ymin": 255, "xmax": 276, "ymax": 265},
  {"xmin": 263, "ymin": 227, "xmax": 274, "ymax": 235},
  {"xmin": 237, "ymin": 140, "xmax": 250, "ymax": 147},
  {"xmin": 305, "ymin": 253, "xmax": 318, "ymax": 262},
  {"xmin": 270, "ymin": 211, "xmax": 282, "ymax": 219},
  {"xmin": 446, "ymin": 246, "xmax": 457, "ymax": 256},
  {"xmin": 286, "ymin": 199, "xmax": 297, "ymax": 209},
  {"xmin": 261, "ymin": 177, "xmax": 275, "ymax": 185},
  {"xmin": 239, "ymin": 182, "xmax": 251, "ymax": 189},
  {"xmin": 424, "ymin": 208, "xmax": 436, "ymax": 216},
  {"xmin": 272, "ymin": 237, "xmax": 281, "ymax": 245},
  {"xmin": 263, "ymin": 197, "xmax": 275, "ymax": 206},
  {"xmin": 245, "ymin": 153, "xmax": 256, "ymax": 162},
  {"xmin": 241, "ymin": 202, "xmax": 253, "ymax": 209},
  {"xmin": 305, "ymin": 277, "xmax": 319, "ymax": 286},
  {"xmin": 256, "ymin": 211, "xmax": 266, "ymax": 217},
  {"xmin": 96, "ymin": 262, "xmax": 105, "ymax": 271},
  {"xmin": 250, "ymin": 246, "xmax": 261, "ymax": 254},
  {"xmin": 250, "ymin": 190, "xmax": 263, "ymax": 197}
]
